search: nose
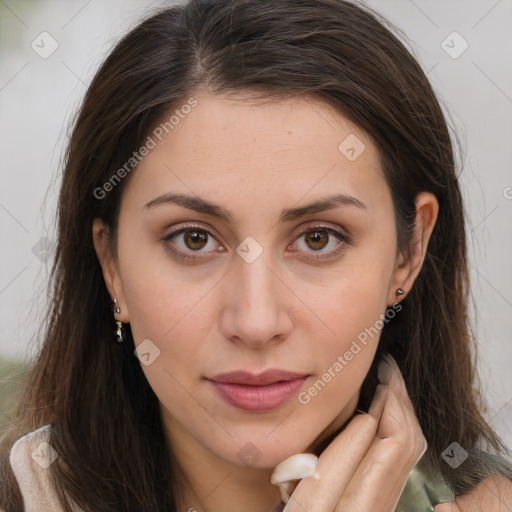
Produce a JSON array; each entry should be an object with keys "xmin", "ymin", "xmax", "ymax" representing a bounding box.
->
[{"xmin": 218, "ymin": 250, "xmax": 293, "ymax": 349}]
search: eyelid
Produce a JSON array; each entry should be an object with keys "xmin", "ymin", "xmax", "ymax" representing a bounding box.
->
[
  {"xmin": 289, "ymin": 223, "xmax": 350, "ymax": 259},
  {"xmin": 161, "ymin": 222, "xmax": 224, "ymax": 260},
  {"xmin": 161, "ymin": 221, "xmax": 350, "ymax": 260},
  {"xmin": 293, "ymin": 223, "xmax": 349, "ymax": 241}
]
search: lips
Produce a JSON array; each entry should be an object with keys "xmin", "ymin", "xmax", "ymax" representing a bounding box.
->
[
  {"xmin": 206, "ymin": 369, "xmax": 309, "ymax": 412},
  {"xmin": 208, "ymin": 369, "xmax": 309, "ymax": 386}
]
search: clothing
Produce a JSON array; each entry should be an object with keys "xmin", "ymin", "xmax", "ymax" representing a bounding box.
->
[
  {"xmin": 9, "ymin": 425, "xmax": 64, "ymax": 511},
  {"xmin": 9, "ymin": 424, "xmax": 512, "ymax": 512}
]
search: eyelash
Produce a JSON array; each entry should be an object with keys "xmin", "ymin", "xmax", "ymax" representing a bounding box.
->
[{"xmin": 161, "ymin": 223, "xmax": 350, "ymax": 261}]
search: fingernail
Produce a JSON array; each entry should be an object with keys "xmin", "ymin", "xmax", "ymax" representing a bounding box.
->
[{"xmin": 377, "ymin": 354, "xmax": 398, "ymax": 385}]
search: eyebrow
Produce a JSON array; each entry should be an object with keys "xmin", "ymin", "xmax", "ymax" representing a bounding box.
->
[{"xmin": 144, "ymin": 192, "xmax": 366, "ymax": 223}]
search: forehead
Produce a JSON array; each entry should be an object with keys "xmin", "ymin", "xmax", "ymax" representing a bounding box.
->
[{"xmin": 121, "ymin": 92, "xmax": 388, "ymax": 216}]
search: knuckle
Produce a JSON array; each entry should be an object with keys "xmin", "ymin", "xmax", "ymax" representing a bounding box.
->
[
  {"xmin": 355, "ymin": 411, "xmax": 379, "ymax": 433},
  {"xmin": 380, "ymin": 437, "xmax": 407, "ymax": 459}
]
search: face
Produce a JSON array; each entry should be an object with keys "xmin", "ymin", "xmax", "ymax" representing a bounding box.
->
[{"xmin": 93, "ymin": 92, "xmax": 421, "ymax": 470}]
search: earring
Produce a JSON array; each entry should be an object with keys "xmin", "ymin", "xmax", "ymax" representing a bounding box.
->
[
  {"xmin": 113, "ymin": 298, "xmax": 125, "ymax": 343},
  {"xmin": 396, "ymin": 288, "xmax": 405, "ymax": 296},
  {"xmin": 115, "ymin": 321, "xmax": 125, "ymax": 343}
]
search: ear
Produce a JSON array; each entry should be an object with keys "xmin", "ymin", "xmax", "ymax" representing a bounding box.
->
[
  {"xmin": 387, "ymin": 192, "xmax": 439, "ymax": 306},
  {"xmin": 92, "ymin": 218, "xmax": 130, "ymax": 323}
]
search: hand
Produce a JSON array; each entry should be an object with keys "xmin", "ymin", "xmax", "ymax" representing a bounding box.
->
[{"xmin": 283, "ymin": 354, "xmax": 428, "ymax": 512}]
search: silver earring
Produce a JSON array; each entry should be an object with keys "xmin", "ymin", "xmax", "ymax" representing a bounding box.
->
[
  {"xmin": 396, "ymin": 288, "xmax": 405, "ymax": 296},
  {"xmin": 115, "ymin": 321, "xmax": 125, "ymax": 343},
  {"xmin": 113, "ymin": 298, "xmax": 125, "ymax": 343}
]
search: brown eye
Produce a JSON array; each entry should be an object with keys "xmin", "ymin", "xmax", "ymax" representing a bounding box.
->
[
  {"xmin": 304, "ymin": 230, "xmax": 329, "ymax": 251},
  {"xmin": 162, "ymin": 225, "xmax": 222, "ymax": 260},
  {"xmin": 183, "ymin": 229, "xmax": 209, "ymax": 250},
  {"xmin": 291, "ymin": 225, "xmax": 349, "ymax": 260}
]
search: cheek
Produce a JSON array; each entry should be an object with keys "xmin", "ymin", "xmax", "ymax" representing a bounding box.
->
[
  {"xmin": 309, "ymin": 240, "xmax": 395, "ymax": 345},
  {"xmin": 120, "ymin": 260, "xmax": 213, "ymax": 421},
  {"xmin": 116, "ymin": 230, "xmax": 219, "ymax": 408},
  {"xmin": 117, "ymin": 222, "xmax": 209, "ymax": 343},
  {"xmin": 122, "ymin": 267, "xmax": 215, "ymax": 370},
  {"xmin": 298, "ymin": 239, "xmax": 395, "ymax": 383}
]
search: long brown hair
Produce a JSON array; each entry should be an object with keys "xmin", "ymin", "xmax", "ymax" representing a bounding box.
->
[{"xmin": 1, "ymin": 0, "xmax": 510, "ymax": 510}]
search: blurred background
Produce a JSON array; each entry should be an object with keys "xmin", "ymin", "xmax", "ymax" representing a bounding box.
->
[{"xmin": 1, "ymin": 0, "xmax": 511, "ymax": 451}]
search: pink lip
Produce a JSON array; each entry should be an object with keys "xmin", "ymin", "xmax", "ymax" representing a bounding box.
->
[{"xmin": 206, "ymin": 370, "xmax": 309, "ymax": 412}]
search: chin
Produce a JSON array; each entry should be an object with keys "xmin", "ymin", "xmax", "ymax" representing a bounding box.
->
[{"xmin": 217, "ymin": 427, "xmax": 323, "ymax": 470}]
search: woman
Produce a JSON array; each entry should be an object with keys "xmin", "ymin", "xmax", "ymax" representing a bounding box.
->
[{"xmin": 1, "ymin": 0, "xmax": 511, "ymax": 510}]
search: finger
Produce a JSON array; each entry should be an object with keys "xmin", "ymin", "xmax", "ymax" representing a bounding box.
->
[
  {"xmin": 283, "ymin": 413, "xmax": 378, "ymax": 512},
  {"xmin": 333, "ymin": 374, "xmax": 427, "ymax": 511},
  {"xmin": 378, "ymin": 354, "xmax": 415, "ymax": 416},
  {"xmin": 282, "ymin": 383, "xmax": 388, "ymax": 510},
  {"xmin": 378, "ymin": 363, "xmax": 427, "ymax": 462},
  {"xmin": 376, "ymin": 355, "xmax": 424, "ymax": 452},
  {"xmin": 334, "ymin": 393, "xmax": 427, "ymax": 511},
  {"xmin": 368, "ymin": 384, "xmax": 389, "ymax": 420}
]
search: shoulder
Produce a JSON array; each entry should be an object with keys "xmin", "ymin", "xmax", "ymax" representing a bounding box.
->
[
  {"xmin": 9, "ymin": 424, "xmax": 54, "ymax": 475},
  {"xmin": 428, "ymin": 449, "xmax": 512, "ymax": 512},
  {"xmin": 9, "ymin": 424, "xmax": 64, "ymax": 512},
  {"xmin": 434, "ymin": 474, "xmax": 512, "ymax": 512},
  {"xmin": 454, "ymin": 474, "xmax": 512, "ymax": 512}
]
